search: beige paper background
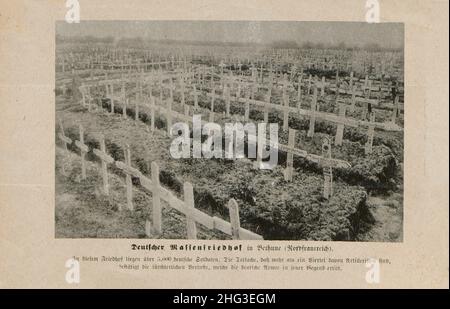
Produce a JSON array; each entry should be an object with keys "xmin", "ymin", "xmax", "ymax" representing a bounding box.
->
[{"xmin": 0, "ymin": 0, "xmax": 448, "ymax": 288}]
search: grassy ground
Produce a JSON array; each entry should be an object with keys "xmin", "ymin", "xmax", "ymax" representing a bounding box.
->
[{"xmin": 55, "ymin": 79, "xmax": 403, "ymax": 241}]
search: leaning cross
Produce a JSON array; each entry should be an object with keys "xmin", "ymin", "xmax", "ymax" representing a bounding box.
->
[
  {"xmin": 74, "ymin": 124, "xmax": 89, "ymax": 180},
  {"xmin": 57, "ymin": 119, "xmax": 72, "ymax": 151},
  {"xmin": 57, "ymin": 119, "xmax": 72, "ymax": 176}
]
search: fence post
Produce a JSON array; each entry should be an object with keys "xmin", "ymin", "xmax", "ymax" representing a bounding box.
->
[
  {"xmin": 228, "ymin": 199, "xmax": 240, "ymax": 240},
  {"xmin": 184, "ymin": 182, "xmax": 197, "ymax": 239}
]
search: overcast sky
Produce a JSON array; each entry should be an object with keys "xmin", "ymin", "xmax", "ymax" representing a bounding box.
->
[{"xmin": 56, "ymin": 21, "xmax": 404, "ymax": 49}]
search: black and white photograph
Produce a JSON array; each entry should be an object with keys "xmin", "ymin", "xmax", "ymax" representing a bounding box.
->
[{"xmin": 55, "ymin": 21, "xmax": 404, "ymax": 242}]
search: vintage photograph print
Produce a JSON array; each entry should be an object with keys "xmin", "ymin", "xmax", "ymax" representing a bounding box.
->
[{"xmin": 55, "ymin": 21, "xmax": 404, "ymax": 242}]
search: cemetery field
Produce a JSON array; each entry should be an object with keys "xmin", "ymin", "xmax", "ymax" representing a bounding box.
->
[{"xmin": 55, "ymin": 24, "xmax": 404, "ymax": 241}]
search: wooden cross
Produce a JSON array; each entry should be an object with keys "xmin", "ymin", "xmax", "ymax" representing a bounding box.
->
[
  {"xmin": 268, "ymin": 67, "xmax": 274, "ymax": 87},
  {"xmin": 123, "ymin": 98, "xmax": 128, "ymax": 119},
  {"xmin": 80, "ymin": 85, "xmax": 92, "ymax": 112},
  {"xmin": 74, "ymin": 124, "xmax": 89, "ymax": 180},
  {"xmin": 57, "ymin": 119, "xmax": 72, "ymax": 151},
  {"xmin": 228, "ymin": 199, "xmax": 241, "ymax": 239},
  {"xmin": 115, "ymin": 144, "xmax": 138, "ymax": 211},
  {"xmin": 193, "ymin": 84, "xmax": 198, "ymax": 108},
  {"xmin": 378, "ymin": 74, "xmax": 384, "ymax": 101},
  {"xmin": 166, "ymin": 88, "xmax": 173, "ymax": 135},
  {"xmin": 363, "ymin": 75, "xmax": 369, "ymax": 91},
  {"xmin": 361, "ymin": 90, "xmax": 372, "ymax": 120},
  {"xmin": 391, "ymin": 94, "xmax": 399, "ymax": 124},
  {"xmin": 297, "ymin": 73, "xmax": 303, "ymax": 108},
  {"xmin": 290, "ymin": 64, "xmax": 297, "ymax": 81},
  {"xmin": 184, "ymin": 182, "xmax": 198, "ymax": 239},
  {"xmin": 224, "ymin": 85, "xmax": 231, "ymax": 116},
  {"xmin": 264, "ymin": 88, "xmax": 271, "ymax": 123},
  {"xmin": 105, "ymin": 83, "xmax": 112, "ymax": 104},
  {"xmin": 365, "ymin": 113, "xmax": 376, "ymax": 155},
  {"xmin": 350, "ymin": 85, "xmax": 357, "ymax": 112},
  {"xmin": 117, "ymin": 80, "xmax": 125, "ymax": 114},
  {"xmin": 145, "ymin": 161, "xmax": 162, "ymax": 236},
  {"xmin": 251, "ymin": 66, "xmax": 257, "ymax": 83},
  {"xmin": 135, "ymin": 97, "xmax": 139, "ymax": 122},
  {"xmin": 219, "ymin": 60, "xmax": 226, "ymax": 83},
  {"xmin": 334, "ymin": 103, "xmax": 347, "ymax": 146},
  {"xmin": 259, "ymin": 63, "xmax": 264, "ymax": 83},
  {"xmin": 322, "ymin": 138, "xmax": 333, "ymax": 199},
  {"xmin": 236, "ymin": 82, "xmax": 241, "ymax": 99},
  {"xmin": 335, "ymin": 68, "xmax": 340, "ymax": 86},
  {"xmin": 282, "ymin": 73, "xmax": 289, "ymax": 97},
  {"xmin": 316, "ymin": 76, "xmax": 328, "ymax": 97},
  {"xmin": 283, "ymin": 128, "xmax": 296, "ymax": 181},
  {"xmin": 208, "ymin": 85, "xmax": 216, "ymax": 114},
  {"xmin": 92, "ymin": 134, "xmax": 114, "ymax": 196},
  {"xmin": 244, "ymin": 90, "xmax": 250, "ymax": 122},
  {"xmin": 149, "ymin": 95, "xmax": 156, "ymax": 131},
  {"xmin": 349, "ymin": 71, "xmax": 354, "ymax": 90},
  {"xmin": 307, "ymin": 74, "xmax": 312, "ymax": 94},
  {"xmin": 307, "ymin": 87, "xmax": 318, "ymax": 137},
  {"xmin": 282, "ymin": 93, "xmax": 290, "ymax": 132},
  {"xmin": 180, "ymin": 75, "xmax": 186, "ymax": 107}
]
